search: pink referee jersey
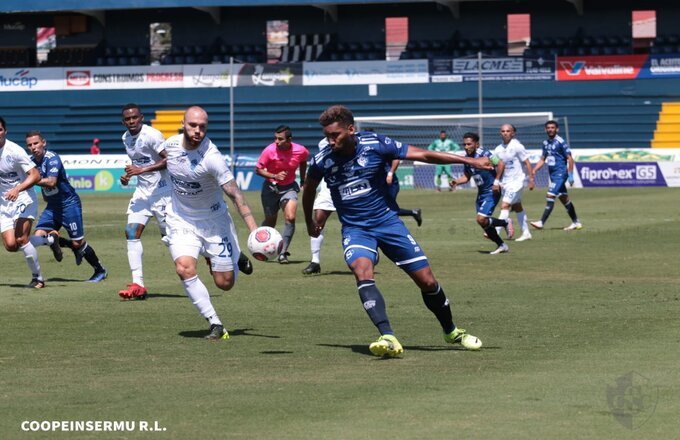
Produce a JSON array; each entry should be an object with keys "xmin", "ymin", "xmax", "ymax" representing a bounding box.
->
[{"xmin": 256, "ymin": 142, "xmax": 309, "ymax": 186}]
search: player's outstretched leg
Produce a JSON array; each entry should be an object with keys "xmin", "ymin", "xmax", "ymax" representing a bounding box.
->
[
  {"xmin": 75, "ymin": 242, "xmax": 107, "ymax": 282},
  {"xmin": 357, "ymin": 279, "xmax": 402, "ymax": 357},
  {"xmin": 562, "ymin": 199, "xmax": 582, "ymax": 231},
  {"xmin": 531, "ymin": 197, "xmax": 555, "ymax": 229},
  {"xmin": 181, "ymin": 274, "xmax": 229, "ymax": 341}
]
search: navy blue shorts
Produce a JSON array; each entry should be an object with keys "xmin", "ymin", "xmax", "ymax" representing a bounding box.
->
[
  {"xmin": 341, "ymin": 216, "xmax": 429, "ymax": 274},
  {"xmin": 475, "ymin": 191, "xmax": 500, "ymax": 217},
  {"xmin": 36, "ymin": 199, "xmax": 85, "ymax": 240}
]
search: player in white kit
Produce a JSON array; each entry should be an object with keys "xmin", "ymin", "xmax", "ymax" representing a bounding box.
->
[
  {"xmin": 494, "ymin": 124, "xmax": 534, "ymax": 241},
  {"xmin": 0, "ymin": 116, "xmax": 45, "ymax": 288},
  {"xmin": 164, "ymin": 106, "xmax": 258, "ymax": 340},
  {"xmin": 118, "ymin": 104, "xmax": 171, "ymax": 300},
  {"xmin": 302, "ymin": 138, "xmax": 336, "ymax": 275}
]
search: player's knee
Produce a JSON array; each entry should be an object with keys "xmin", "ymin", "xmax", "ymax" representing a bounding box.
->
[
  {"xmin": 125, "ymin": 223, "xmax": 142, "ymax": 240},
  {"xmin": 212, "ymin": 272, "xmax": 235, "ymax": 291},
  {"xmin": 15, "ymin": 235, "xmax": 30, "ymax": 247},
  {"xmin": 71, "ymin": 239, "xmax": 85, "ymax": 250},
  {"xmin": 3, "ymin": 241, "xmax": 18, "ymax": 252},
  {"xmin": 476, "ymin": 216, "xmax": 488, "ymax": 227},
  {"xmin": 174, "ymin": 262, "xmax": 196, "ymax": 280}
]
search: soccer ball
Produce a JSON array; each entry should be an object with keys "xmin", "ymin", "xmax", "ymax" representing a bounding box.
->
[{"xmin": 247, "ymin": 226, "xmax": 283, "ymax": 261}]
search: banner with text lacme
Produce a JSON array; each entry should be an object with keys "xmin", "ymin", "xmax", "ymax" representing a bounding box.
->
[{"xmin": 303, "ymin": 60, "xmax": 429, "ymax": 85}]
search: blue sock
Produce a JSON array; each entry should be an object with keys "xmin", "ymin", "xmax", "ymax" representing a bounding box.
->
[
  {"xmin": 357, "ymin": 280, "xmax": 393, "ymax": 335},
  {"xmin": 421, "ymin": 284, "xmax": 455, "ymax": 334},
  {"xmin": 564, "ymin": 201, "xmax": 578, "ymax": 222},
  {"xmin": 541, "ymin": 198, "xmax": 555, "ymax": 223}
]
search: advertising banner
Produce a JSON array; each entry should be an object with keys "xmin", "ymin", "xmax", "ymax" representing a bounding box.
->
[
  {"xmin": 183, "ymin": 64, "xmax": 239, "ymax": 88},
  {"xmin": 431, "ymin": 56, "xmax": 554, "ymax": 81},
  {"xmin": 577, "ymin": 162, "xmax": 666, "ymax": 187},
  {"xmin": 64, "ymin": 65, "xmax": 184, "ymax": 90},
  {"xmin": 638, "ymin": 54, "xmax": 680, "ymax": 79},
  {"xmin": 556, "ymin": 55, "xmax": 648, "ymax": 81},
  {"xmin": 303, "ymin": 60, "xmax": 429, "ymax": 85},
  {"xmin": 237, "ymin": 63, "xmax": 302, "ymax": 86},
  {"xmin": 0, "ymin": 67, "xmax": 62, "ymax": 91}
]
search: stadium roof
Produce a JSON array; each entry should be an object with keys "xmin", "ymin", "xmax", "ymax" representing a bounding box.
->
[{"xmin": 0, "ymin": 0, "xmax": 584, "ymax": 14}]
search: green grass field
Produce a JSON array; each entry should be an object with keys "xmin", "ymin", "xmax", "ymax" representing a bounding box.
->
[{"xmin": 1, "ymin": 187, "xmax": 678, "ymax": 439}]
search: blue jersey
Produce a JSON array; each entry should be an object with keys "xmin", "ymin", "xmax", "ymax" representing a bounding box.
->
[
  {"xmin": 308, "ymin": 131, "xmax": 407, "ymax": 228},
  {"xmin": 32, "ymin": 150, "xmax": 79, "ymax": 207},
  {"xmin": 463, "ymin": 147, "xmax": 497, "ymax": 196},
  {"xmin": 541, "ymin": 135, "xmax": 571, "ymax": 178}
]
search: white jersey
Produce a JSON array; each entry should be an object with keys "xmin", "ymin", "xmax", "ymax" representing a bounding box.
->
[
  {"xmin": 164, "ymin": 134, "xmax": 233, "ymax": 220},
  {"xmin": 0, "ymin": 139, "xmax": 38, "ymax": 207},
  {"xmin": 122, "ymin": 124, "xmax": 170, "ymax": 198},
  {"xmin": 495, "ymin": 138, "xmax": 529, "ymax": 185}
]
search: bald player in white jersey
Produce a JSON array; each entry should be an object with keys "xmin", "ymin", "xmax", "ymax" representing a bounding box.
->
[
  {"xmin": 494, "ymin": 124, "xmax": 534, "ymax": 241},
  {"xmin": 0, "ymin": 116, "xmax": 45, "ymax": 288},
  {"xmin": 118, "ymin": 103, "xmax": 171, "ymax": 300},
  {"xmin": 164, "ymin": 106, "xmax": 258, "ymax": 340}
]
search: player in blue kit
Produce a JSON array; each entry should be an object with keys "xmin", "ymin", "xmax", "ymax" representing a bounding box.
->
[
  {"xmin": 26, "ymin": 131, "xmax": 108, "ymax": 282},
  {"xmin": 303, "ymin": 105, "xmax": 489, "ymax": 357},
  {"xmin": 450, "ymin": 132, "xmax": 514, "ymax": 254},
  {"xmin": 530, "ymin": 120, "xmax": 582, "ymax": 231}
]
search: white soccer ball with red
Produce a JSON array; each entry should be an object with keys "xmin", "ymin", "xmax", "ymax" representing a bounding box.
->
[{"xmin": 247, "ymin": 226, "xmax": 283, "ymax": 261}]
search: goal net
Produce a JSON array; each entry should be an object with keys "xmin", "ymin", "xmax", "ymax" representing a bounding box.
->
[{"xmin": 355, "ymin": 112, "xmax": 554, "ymax": 190}]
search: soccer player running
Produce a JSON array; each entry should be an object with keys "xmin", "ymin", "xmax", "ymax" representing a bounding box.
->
[
  {"xmin": 164, "ymin": 106, "xmax": 257, "ymax": 340},
  {"xmin": 450, "ymin": 132, "xmax": 514, "ymax": 255},
  {"xmin": 530, "ymin": 120, "xmax": 582, "ymax": 231},
  {"xmin": 494, "ymin": 124, "xmax": 534, "ymax": 241},
  {"xmin": 26, "ymin": 131, "xmax": 108, "ymax": 282},
  {"xmin": 118, "ymin": 103, "xmax": 171, "ymax": 299},
  {"xmin": 427, "ymin": 130, "xmax": 460, "ymax": 191},
  {"xmin": 0, "ymin": 117, "xmax": 45, "ymax": 288},
  {"xmin": 303, "ymin": 105, "xmax": 486, "ymax": 357},
  {"xmin": 255, "ymin": 125, "xmax": 309, "ymax": 264},
  {"xmin": 302, "ymin": 138, "xmax": 335, "ymax": 275}
]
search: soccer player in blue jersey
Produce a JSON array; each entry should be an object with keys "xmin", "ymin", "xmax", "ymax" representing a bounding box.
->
[
  {"xmin": 303, "ymin": 105, "xmax": 488, "ymax": 357},
  {"xmin": 530, "ymin": 120, "xmax": 582, "ymax": 231},
  {"xmin": 26, "ymin": 131, "xmax": 108, "ymax": 282},
  {"xmin": 450, "ymin": 132, "xmax": 514, "ymax": 254}
]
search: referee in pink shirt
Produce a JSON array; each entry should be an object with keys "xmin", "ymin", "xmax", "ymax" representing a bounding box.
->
[{"xmin": 255, "ymin": 125, "xmax": 309, "ymax": 264}]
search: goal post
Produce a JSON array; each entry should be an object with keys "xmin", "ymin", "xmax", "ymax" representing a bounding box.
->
[{"xmin": 355, "ymin": 112, "xmax": 556, "ymax": 189}]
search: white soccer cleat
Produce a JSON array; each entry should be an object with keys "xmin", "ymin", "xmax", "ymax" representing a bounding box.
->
[
  {"xmin": 530, "ymin": 220, "xmax": 544, "ymax": 230},
  {"xmin": 490, "ymin": 243, "xmax": 509, "ymax": 255},
  {"xmin": 564, "ymin": 222, "xmax": 583, "ymax": 231},
  {"xmin": 515, "ymin": 231, "xmax": 532, "ymax": 242}
]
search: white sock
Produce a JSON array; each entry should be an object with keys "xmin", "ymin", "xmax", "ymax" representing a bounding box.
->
[
  {"xmin": 29, "ymin": 235, "xmax": 51, "ymax": 246},
  {"xmin": 181, "ymin": 275, "xmax": 221, "ymax": 325},
  {"xmin": 310, "ymin": 232, "xmax": 324, "ymax": 264},
  {"xmin": 497, "ymin": 209, "xmax": 510, "ymax": 235},
  {"xmin": 21, "ymin": 243, "xmax": 42, "ymax": 280},
  {"xmin": 127, "ymin": 239, "xmax": 144, "ymax": 286},
  {"xmin": 517, "ymin": 210, "xmax": 528, "ymax": 234}
]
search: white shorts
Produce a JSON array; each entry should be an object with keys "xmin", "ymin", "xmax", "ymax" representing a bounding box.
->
[
  {"xmin": 501, "ymin": 180, "xmax": 525, "ymax": 205},
  {"xmin": 166, "ymin": 210, "xmax": 241, "ymax": 274},
  {"xmin": 126, "ymin": 190, "xmax": 170, "ymax": 232},
  {"xmin": 0, "ymin": 193, "xmax": 38, "ymax": 233},
  {"xmin": 313, "ymin": 183, "xmax": 336, "ymax": 212}
]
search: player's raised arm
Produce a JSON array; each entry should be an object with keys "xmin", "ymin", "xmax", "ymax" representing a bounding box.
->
[
  {"xmin": 404, "ymin": 145, "xmax": 493, "ymax": 170},
  {"xmin": 125, "ymin": 150, "xmax": 168, "ymax": 177},
  {"xmin": 302, "ymin": 175, "xmax": 321, "ymax": 237},
  {"xmin": 221, "ymin": 180, "xmax": 258, "ymax": 233}
]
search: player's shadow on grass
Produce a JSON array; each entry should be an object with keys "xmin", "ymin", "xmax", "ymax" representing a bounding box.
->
[
  {"xmin": 179, "ymin": 327, "xmax": 281, "ymax": 339},
  {"xmin": 1, "ymin": 283, "xmax": 38, "ymax": 288},
  {"xmin": 46, "ymin": 277, "xmax": 86, "ymax": 282},
  {"xmin": 146, "ymin": 292, "xmax": 186, "ymax": 299},
  {"xmin": 318, "ymin": 343, "xmax": 495, "ymax": 356}
]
